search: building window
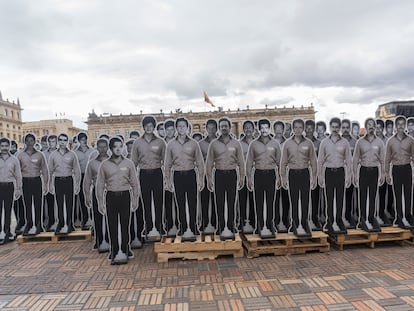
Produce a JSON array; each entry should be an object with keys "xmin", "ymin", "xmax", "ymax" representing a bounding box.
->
[
  {"xmin": 13, "ymin": 125, "xmax": 15, "ymax": 129},
  {"xmin": 125, "ymin": 129, "xmax": 130, "ymax": 137},
  {"xmin": 5, "ymin": 109, "xmax": 7, "ymax": 116},
  {"xmin": 6, "ymin": 123, "xmax": 9, "ymax": 128},
  {"xmin": 115, "ymin": 129, "xmax": 120, "ymax": 135},
  {"xmin": 17, "ymin": 112, "xmax": 20, "ymax": 119},
  {"xmin": 95, "ymin": 131, "xmax": 99, "ymax": 138},
  {"xmin": 13, "ymin": 134, "xmax": 16, "ymax": 140},
  {"xmin": 11, "ymin": 111, "xmax": 14, "ymax": 118},
  {"xmin": 0, "ymin": 132, "xmax": 3, "ymax": 136}
]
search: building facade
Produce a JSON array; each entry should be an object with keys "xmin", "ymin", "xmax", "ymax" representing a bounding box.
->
[
  {"xmin": 0, "ymin": 90, "xmax": 23, "ymax": 142},
  {"xmin": 86, "ymin": 105, "xmax": 316, "ymax": 146},
  {"xmin": 22, "ymin": 119, "xmax": 84, "ymax": 141},
  {"xmin": 376, "ymin": 100, "xmax": 414, "ymax": 120}
]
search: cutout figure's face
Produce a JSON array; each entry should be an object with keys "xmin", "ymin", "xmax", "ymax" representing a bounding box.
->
[
  {"xmin": 0, "ymin": 142, "xmax": 10, "ymax": 153},
  {"xmin": 48, "ymin": 138, "xmax": 57, "ymax": 149},
  {"xmin": 111, "ymin": 141, "xmax": 123, "ymax": 156},
  {"xmin": 305, "ymin": 124, "xmax": 315, "ymax": 136},
  {"xmin": 366, "ymin": 119, "xmax": 376, "ymax": 135},
  {"xmin": 10, "ymin": 144, "xmax": 17, "ymax": 154},
  {"xmin": 273, "ymin": 124, "xmax": 284, "ymax": 136},
  {"xmin": 97, "ymin": 142, "xmax": 108, "ymax": 155},
  {"xmin": 284, "ymin": 123, "xmax": 292, "ymax": 137},
  {"xmin": 293, "ymin": 122, "xmax": 304, "ymax": 136},
  {"xmin": 176, "ymin": 120, "xmax": 188, "ymax": 136},
  {"xmin": 130, "ymin": 134, "xmax": 139, "ymax": 140},
  {"xmin": 58, "ymin": 136, "xmax": 68, "ymax": 147},
  {"xmin": 386, "ymin": 123, "xmax": 394, "ymax": 135},
  {"xmin": 25, "ymin": 136, "xmax": 35, "ymax": 148},
  {"xmin": 341, "ymin": 122, "xmax": 350, "ymax": 136},
  {"xmin": 126, "ymin": 143, "xmax": 133, "ymax": 154},
  {"xmin": 317, "ymin": 125, "xmax": 326, "ymax": 135},
  {"xmin": 260, "ymin": 124, "xmax": 270, "ymax": 137},
  {"xmin": 396, "ymin": 119, "xmax": 406, "ymax": 134},
  {"xmin": 375, "ymin": 124, "xmax": 384, "ymax": 136},
  {"xmin": 79, "ymin": 136, "xmax": 87, "ymax": 147},
  {"xmin": 165, "ymin": 126, "xmax": 175, "ymax": 139},
  {"xmin": 243, "ymin": 123, "xmax": 254, "ymax": 137},
  {"xmin": 144, "ymin": 123, "xmax": 155, "ymax": 135},
  {"xmin": 157, "ymin": 125, "xmax": 165, "ymax": 138},
  {"xmin": 352, "ymin": 124, "xmax": 360, "ymax": 137},
  {"xmin": 330, "ymin": 122, "xmax": 340, "ymax": 135},
  {"xmin": 206, "ymin": 123, "xmax": 217, "ymax": 137},
  {"xmin": 41, "ymin": 141, "xmax": 48, "ymax": 150},
  {"xmin": 219, "ymin": 120, "xmax": 230, "ymax": 136},
  {"xmin": 407, "ymin": 122, "xmax": 414, "ymax": 135}
]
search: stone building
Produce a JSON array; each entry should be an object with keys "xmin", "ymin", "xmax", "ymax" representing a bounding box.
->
[
  {"xmin": 376, "ymin": 100, "xmax": 414, "ymax": 120},
  {"xmin": 86, "ymin": 105, "xmax": 315, "ymax": 146},
  {"xmin": 22, "ymin": 119, "xmax": 84, "ymax": 141},
  {"xmin": 0, "ymin": 90, "xmax": 23, "ymax": 142}
]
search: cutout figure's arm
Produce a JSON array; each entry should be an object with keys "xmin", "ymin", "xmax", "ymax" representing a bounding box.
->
[
  {"xmin": 95, "ymin": 164, "xmax": 106, "ymax": 215},
  {"xmin": 194, "ymin": 143, "xmax": 205, "ymax": 191}
]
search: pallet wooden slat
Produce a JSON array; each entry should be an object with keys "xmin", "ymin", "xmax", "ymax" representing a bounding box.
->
[
  {"xmin": 242, "ymin": 231, "xmax": 330, "ymax": 258},
  {"xmin": 154, "ymin": 234, "xmax": 243, "ymax": 262},
  {"xmin": 16, "ymin": 230, "xmax": 92, "ymax": 245},
  {"xmin": 329, "ymin": 227, "xmax": 411, "ymax": 250}
]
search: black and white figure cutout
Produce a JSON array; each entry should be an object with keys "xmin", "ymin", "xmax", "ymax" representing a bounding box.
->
[
  {"xmin": 164, "ymin": 118, "xmax": 204, "ymax": 241},
  {"xmin": 281, "ymin": 119, "xmax": 317, "ymax": 237},
  {"xmin": 0, "ymin": 137, "xmax": 22, "ymax": 245},
  {"xmin": 17, "ymin": 133, "xmax": 49, "ymax": 236},
  {"xmin": 48, "ymin": 133, "xmax": 81, "ymax": 235},
  {"xmin": 341, "ymin": 119, "xmax": 358, "ymax": 229},
  {"xmin": 246, "ymin": 119, "xmax": 281, "ymax": 238},
  {"xmin": 83, "ymin": 138, "xmax": 110, "ymax": 253},
  {"xmin": 206, "ymin": 117, "xmax": 245, "ymax": 240},
  {"xmin": 305, "ymin": 120, "xmax": 322, "ymax": 230},
  {"xmin": 42, "ymin": 135, "xmax": 58, "ymax": 232},
  {"xmin": 199, "ymin": 119, "xmax": 218, "ymax": 234},
  {"xmin": 131, "ymin": 116, "xmax": 166, "ymax": 240},
  {"xmin": 164, "ymin": 119, "xmax": 179, "ymax": 236},
  {"xmin": 316, "ymin": 121, "xmax": 328, "ymax": 225},
  {"xmin": 74, "ymin": 132, "xmax": 95, "ymax": 230},
  {"xmin": 318, "ymin": 118, "xmax": 352, "ymax": 235},
  {"xmin": 239, "ymin": 121, "xmax": 255, "ymax": 234},
  {"xmin": 353, "ymin": 118, "xmax": 384, "ymax": 232},
  {"xmin": 385, "ymin": 115, "xmax": 414, "ymax": 229},
  {"xmin": 96, "ymin": 137, "xmax": 140, "ymax": 265},
  {"xmin": 273, "ymin": 121, "xmax": 289, "ymax": 233},
  {"xmin": 375, "ymin": 119, "xmax": 393, "ymax": 226}
]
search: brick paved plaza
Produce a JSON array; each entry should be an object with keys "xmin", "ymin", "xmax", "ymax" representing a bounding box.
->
[{"xmin": 1, "ymin": 239, "xmax": 414, "ymax": 311}]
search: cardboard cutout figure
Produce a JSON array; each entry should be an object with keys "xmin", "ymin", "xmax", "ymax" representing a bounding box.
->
[
  {"xmin": 316, "ymin": 121, "xmax": 328, "ymax": 225},
  {"xmin": 352, "ymin": 122, "xmax": 361, "ymax": 140},
  {"xmin": 17, "ymin": 133, "xmax": 49, "ymax": 236},
  {"xmin": 164, "ymin": 118, "xmax": 204, "ymax": 241},
  {"xmin": 48, "ymin": 133, "xmax": 81, "ymax": 234},
  {"xmin": 273, "ymin": 121, "xmax": 290, "ymax": 232},
  {"xmin": 0, "ymin": 138, "xmax": 22, "ymax": 244},
  {"xmin": 131, "ymin": 116, "xmax": 166, "ymax": 240},
  {"xmin": 305, "ymin": 120, "xmax": 322, "ymax": 230},
  {"xmin": 246, "ymin": 119, "xmax": 281, "ymax": 238},
  {"xmin": 384, "ymin": 115, "xmax": 414, "ymax": 229},
  {"xmin": 199, "ymin": 119, "xmax": 218, "ymax": 234},
  {"xmin": 163, "ymin": 119, "xmax": 179, "ymax": 236},
  {"xmin": 42, "ymin": 134, "xmax": 58, "ymax": 231},
  {"xmin": 353, "ymin": 118, "xmax": 384, "ymax": 232},
  {"xmin": 206, "ymin": 117, "xmax": 245, "ymax": 240},
  {"xmin": 318, "ymin": 118, "xmax": 352, "ymax": 234},
  {"xmin": 376, "ymin": 119, "xmax": 393, "ymax": 226},
  {"xmin": 74, "ymin": 132, "xmax": 95, "ymax": 230},
  {"xmin": 239, "ymin": 121, "xmax": 256, "ymax": 234},
  {"xmin": 341, "ymin": 119, "xmax": 358, "ymax": 228},
  {"xmin": 83, "ymin": 138, "xmax": 110, "ymax": 252},
  {"xmin": 96, "ymin": 137, "xmax": 140, "ymax": 265},
  {"xmin": 125, "ymin": 139, "xmax": 144, "ymax": 249},
  {"xmin": 280, "ymin": 119, "xmax": 317, "ymax": 237}
]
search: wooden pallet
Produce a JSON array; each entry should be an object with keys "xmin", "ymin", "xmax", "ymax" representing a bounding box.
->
[
  {"xmin": 329, "ymin": 227, "xmax": 411, "ymax": 250},
  {"xmin": 242, "ymin": 231, "xmax": 330, "ymax": 258},
  {"xmin": 16, "ymin": 230, "xmax": 92, "ymax": 245},
  {"xmin": 154, "ymin": 234, "xmax": 243, "ymax": 263}
]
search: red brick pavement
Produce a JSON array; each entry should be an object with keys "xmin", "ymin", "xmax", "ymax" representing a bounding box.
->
[{"xmin": 1, "ymin": 240, "xmax": 414, "ymax": 310}]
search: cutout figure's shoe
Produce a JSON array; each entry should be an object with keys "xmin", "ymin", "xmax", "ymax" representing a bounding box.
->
[
  {"xmin": 167, "ymin": 226, "xmax": 178, "ymax": 237},
  {"xmin": 130, "ymin": 238, "xmax": 142, "ymax": 249},
  {"xmin": 181, "ymin": 229, "xmax": 196, "ymax": 242},
  {"xmin": 259, "ymin": 227, "xmax": 275, "ymax": 239},
  {"xmin": 203, "ymin": 224, "xmax": 216, "ymax": 235},
  {"xmin": 243, "ymin": 221, "xmax": 254, "ymax": 234},
  {"xmin": 220, "ymin": 228, "xmax": 235, "ymax": 240},
  {"xmin": 277, "ymin": 222, "xmax": 288, "ymax": 233},
  {"xmin": 98, "ymin": 240, "xmax": 110, "ymax": 253},
  {"xmin": 147, "ymin": 228, "xmax": 161, "ymax": 240},
  {"xmin": 112, "ymin": 251, "xmax": 128, "ymax": 265}
]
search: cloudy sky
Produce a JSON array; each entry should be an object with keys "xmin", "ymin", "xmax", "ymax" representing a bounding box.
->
[{"xmin": 1, "ymin": 0, "xmax": 413, "ymax": 130}]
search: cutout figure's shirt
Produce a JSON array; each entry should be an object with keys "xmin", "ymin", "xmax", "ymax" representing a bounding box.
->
[
  {"xmin": 48, "ymin": 149, "xmax": 81, "ymax": 188},
  {"xmin": 246, "ymin": 137, "xmax": 281, "ymax": 181},
  {"xmin": 240, "ymin": 137, "xmax": 252, "ymax": 160},
  {"xmin": 131, "ymin": 135, "xmax": 166, "ymax": 169},
  {"xmin": 205, "ymin": 135, "xmax": 245, "ymax": 182},
  {"xmin": 385, "ymin": 134, "xmax": 414, "ymax": 176},
  {"xmin": 74, "ymin": 146, "xmax": 95, "ymax": 173},
  {"xmin": 95, "ymin": 156, "xmax": 139, "ymax": 209},
  {"xmin": 83, "ymin": 155, "xmax": 108, "ymax": 195},
  {"xmin": 199, "ymin": 136, "xmax": 215, "ymax": 160},
  {"xmin": 43, "ymin": 148, "xmax": 57, "ymax": 162},
  {"xmin": 318, "ymin": 136, "xmax": 352, "ymax": 169},
  {"xmin": 342, "ymin": 134, "xmax": 357, "ymax": 155},
  {"xmin": 17, "ymin": 150, "xmax": 49, "ymax": 184},
  {"xmin": 353, "ymin": 136, "xmax": 385, "ymax": 168},
  {"xmin": 164, "ymin": 136, "xmax": 204, "ymax": 184},
  {"xmin": 0, "ymin": 154, "xmax": 22, "ymax": 189}
]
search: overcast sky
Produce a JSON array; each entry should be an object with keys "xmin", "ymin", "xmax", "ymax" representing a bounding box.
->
[{"xmin": 1, "ymin": 0, "xmax": 413, "ymax": 130}]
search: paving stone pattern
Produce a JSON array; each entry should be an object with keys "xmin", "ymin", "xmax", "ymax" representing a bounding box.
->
[{"xmin": 1, "ymin": 241, "xmax": 414, "ymax": 310}]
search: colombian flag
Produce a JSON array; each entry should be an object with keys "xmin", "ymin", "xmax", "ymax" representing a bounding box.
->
[{"xmin": 204, "ymin": 91, "xmax": 215, "ymax": 107}]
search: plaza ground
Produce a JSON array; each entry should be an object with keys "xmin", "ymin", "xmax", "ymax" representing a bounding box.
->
[{"xmin": 1, "ymin": 237, "xmax": 414, "ymax": 310}]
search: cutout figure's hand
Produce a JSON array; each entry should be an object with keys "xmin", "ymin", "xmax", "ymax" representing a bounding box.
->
[
  {"xmin": 345, "ymin": 175, "xmax": 351, "ymax": 188},
  {"xmin": 353, "ymin": 176, "xmax": 359, "ymax": 188},
  {"xmin": 311, "ymin": 179, "xmax": 317, "ymax": 190},
  {"xmin": 49, "ymin": 184, "xmax": 55, "ymax": 195},
  {"xmin": 74, "ymin": 184, "xmax": 80, "ymax": 195},
  {"xmin": 276, "ymin": 178, "xmax": 281, "ymax": 190},
  {"xmin": 14, "ymin": 189, "xmax": 22, "ymax": 200},
  {"xmin": 386, "ymin": 174, "xmax": 392, "ymax": 185},
  {"xmin": 318, "ymin": 176, "xmax": 325, "ymax": 188},
  {"xmin": 131, "ymin": 197, "xmax": 138, "ymax": 211},
  {"xmin": 98, "ymin": 203, "xmax": 106, "ymax": 215},
  {"xmin": 378, "ymin": 173, "xmax": 385, "ymax": 186},
  {"xmin": 247, "ymin": 179, "xmax": 254, "ymax": 192},
  {"xmin": 42, "ymin": 183, "xmax": 49, "ymax": 195},
  {"xmin": 281, "ymin": 177, "xmax": 288, "ymax": 190},
  {"xmin": 238, "ymin": 178, "xmax": 244, "ymax": 190},
  {"xmin": 198, "ymin": 179, "xmax": 205, "ymax": 192},
  {"xmin": 207, "ymin": 179, "xmax": 214, "ymax": 192}
]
